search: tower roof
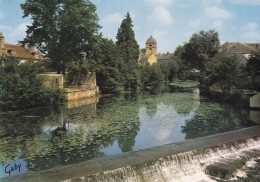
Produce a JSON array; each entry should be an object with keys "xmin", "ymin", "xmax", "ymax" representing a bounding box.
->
[{"xmin": 146, "ymin": 35, "xmax": 157, "ymax": 44}]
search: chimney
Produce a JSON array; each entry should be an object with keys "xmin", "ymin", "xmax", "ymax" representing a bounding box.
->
[
  {"xmin": 29, "ymin": 45, "xmax": 36, "ymax": 53},
  {"xmin": 28, "ymin": 44, "xmax": 38, "ymax": 58},
  {"xmin": 8, "ymin": 49, "xmax": 16, "ymax": 57},
  {"xmin": 0, "ymin": 32, "xmax": 4, "ymax": 49}
]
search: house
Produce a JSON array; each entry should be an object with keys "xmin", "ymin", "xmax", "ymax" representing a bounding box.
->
[
  {"xmin": 157, "ymin": 52, "xmax": 174, "ymax": 63},
  {"xmin": 220, "ymin": 41, "xmax": 260, "ymax": 63},
  {"xmin": 0, "ymin": 32, "xmax": 42, "ymax": 61}
]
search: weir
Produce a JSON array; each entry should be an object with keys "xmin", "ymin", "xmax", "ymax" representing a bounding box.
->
[{"xmin": 5, "ymin": 126, "xmax": 260, "ymax": 182}]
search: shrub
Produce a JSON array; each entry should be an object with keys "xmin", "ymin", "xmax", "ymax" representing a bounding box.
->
[{"xmin": 0, "ymin": 57, "xmax": 60, "ymax": 108}]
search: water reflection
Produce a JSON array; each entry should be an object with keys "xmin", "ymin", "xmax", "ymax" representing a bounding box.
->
[
  {"xmin": 182, "ymin": 98, "xmax": 256, "ymax": 139},
  {"xmin": 0, "ymin": 88, "xmax": 257, "ymax": 179}
]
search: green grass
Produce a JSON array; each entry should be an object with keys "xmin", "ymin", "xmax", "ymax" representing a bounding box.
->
[{"xmin": 169, "ymin": 80, "xmax": 200, "ymax": 88}]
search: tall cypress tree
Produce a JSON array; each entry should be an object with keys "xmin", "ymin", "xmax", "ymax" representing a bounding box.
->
[{"xmin": 116, "ymin": 13, "xmax": 140, "ymax": 90}]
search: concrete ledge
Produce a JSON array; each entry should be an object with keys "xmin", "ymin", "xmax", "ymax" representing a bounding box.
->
[{"xmin": 5, "ymin": 126, "xmax": 260, "ymax": 182}]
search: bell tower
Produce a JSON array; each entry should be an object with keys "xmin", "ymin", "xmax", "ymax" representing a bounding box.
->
[{"xmin": 145, "ymin": 35, "xmax": 157, "ymax": 56}]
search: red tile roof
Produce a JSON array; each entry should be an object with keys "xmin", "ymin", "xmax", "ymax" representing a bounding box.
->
[{"xmin": 0, "ymin": 43, "xmax": 41, "ymax": 59}]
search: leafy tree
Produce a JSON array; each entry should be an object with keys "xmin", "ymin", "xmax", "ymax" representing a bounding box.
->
[
  {"xmin": 159, "ymin": 60, "xmax": 179, "ymax": 82},
  {"xmin": 181, "ymin": 30, "xmax": 220, "ymax": 71},
  {"xmin": 95, "ymin": 38, "xmax": 125, "ymax": 93},
  {"xmin": 116, "ymin": 12, "xmax": 140, "ymax": 90},
  {"xmin": 200, "ymin": 52, "xmax": 241, "ymax": 93},
  {"xmin": 247, "ymin": 50, "xmax": 260, "ymax": 91},
  {"xmin": 0, "ymin": 57, "xmax": 60, "ymax": 108},
  {"xmin": 20, "ymin": 0, "xmax": 101, "ymax": 74},
  {"xmin": 140, "ymin": 64, "xmax": 163, "ymax": 87}
]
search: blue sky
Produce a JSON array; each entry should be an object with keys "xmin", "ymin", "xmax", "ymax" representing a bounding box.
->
[{"xmin": 0, "ymin": 0, "xmax": 260, "ymax": 53}]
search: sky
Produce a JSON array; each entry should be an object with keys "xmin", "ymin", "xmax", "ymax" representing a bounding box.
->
[{"xmin": 0, "ymin": 0, "xmax": 260, "ymax": 53}]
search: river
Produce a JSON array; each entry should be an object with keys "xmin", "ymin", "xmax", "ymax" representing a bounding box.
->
[{"xmin": 0, "ymin": 85, "xmax": 257, "ymax": 180}]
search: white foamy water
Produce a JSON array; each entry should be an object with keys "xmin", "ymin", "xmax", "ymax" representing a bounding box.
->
[{"xmin": 69, "ymin": 137, "xmax": 260, "ymax": 182}]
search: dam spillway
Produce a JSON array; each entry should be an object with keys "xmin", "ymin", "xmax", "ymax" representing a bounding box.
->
[{"xmin": 5, "ymin": 126, "xmax": 260, "ymax": 182}]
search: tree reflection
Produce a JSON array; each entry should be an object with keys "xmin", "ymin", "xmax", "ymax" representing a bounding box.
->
[
  {"xmin": 182, "ymin": 100, "xmax": 256, "ymax": 139},
  {"xmin": 0, "ymin": 95, "xmax": 141, "ymax": 172}
]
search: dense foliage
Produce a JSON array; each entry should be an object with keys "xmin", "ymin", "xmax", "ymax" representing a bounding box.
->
[
  {"xmin": 200, "ymin": 52, "xmax": 241, "ymax": 94},
  {"xmin": 0, "ymin": 57, "xmax": 60, "ymax": 108},
  {"xmin": 247, "ymin": 50, "xmax": 260, "ymax": 91},
  {"xmin": 95, "ymin": 13, "xmax": 180, "ymax": 94},
  {"xmin": 20, "ymin": 0, "xmax": 101, "ymax": 74},
  {"xmin": 116, "ymin": 13, "xmax": 141, "ymax": 91},
  {"xmin": 181, "ymin": 30, "xmax": 220, "ymax": 71}
]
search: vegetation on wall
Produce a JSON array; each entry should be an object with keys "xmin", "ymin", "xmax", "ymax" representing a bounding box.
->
[{"xmin": 0, "ymin": 57, "xmax": 60, "ymax": 108}]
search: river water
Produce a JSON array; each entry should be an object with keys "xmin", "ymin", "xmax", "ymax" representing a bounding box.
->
[{"xmin": 0, "ymin": 86, "xmax": 257, "ymax": 180}]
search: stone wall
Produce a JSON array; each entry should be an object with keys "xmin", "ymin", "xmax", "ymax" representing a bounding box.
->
[
  {"xmin": 41, "ymin": 72, "xmax": 99, "ymax": 101},
  {"xmin": 65, "ymin": 72, "xmax": 96, "ymax": 88},
  {"xmin": 40, "ymin": 73, "xmax": 64, "ymax": 89},
  {"xmin": 64, "ymin": 88, "xmax": 98, "ymax": 101},
  {"xmin": 250, "ymin": 93, "xmax": 260, "ymax": 108}
]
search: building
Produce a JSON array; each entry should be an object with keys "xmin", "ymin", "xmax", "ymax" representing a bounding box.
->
[
  {"xmin": 0, "ymin": 32, "xmax": 41, "ymax": 61},
  {"xmin": 139, "ymin": 35, "xmax": 175, "ymax": 65},
  {"xmin": 139, "ymin": 35, "xmax": 158, "ymax": 65},
  {"xmin": 157, "ymin": 52, "xmax": 174, "ymax": 63},
  {"xmin": 220, "ymin": 41, "xmax": 260, "ymax": 63}
]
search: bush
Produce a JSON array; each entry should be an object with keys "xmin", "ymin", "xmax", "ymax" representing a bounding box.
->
[
  {"xmin": 200, "ymin": 52, "xmax": 241, "ymax": 94},
  {"xmin": 0, "ymin": 57, "xmax": 60, "ymax": 108}
]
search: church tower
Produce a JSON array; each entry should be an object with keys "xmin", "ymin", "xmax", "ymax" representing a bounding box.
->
[
  {"xmin": 139, "ymin": 35, "xmax": 158, "ymax": 65},
  {"xmin": 145, "ymin": 35, "xmax": 157, "ymax": 56}
]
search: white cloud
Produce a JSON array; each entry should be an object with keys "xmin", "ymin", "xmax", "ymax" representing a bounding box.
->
[
  {"xmin": 100, "ymin": 13, "xmax": 123, "ymax": 26},
  {"xmin": 147, "ymin": 7, "xmax": 173, "ymax": 26},
  {"xmin": 0, "ymin": 25, "xmax": 12, "ymax": 31},
  {"xmin": 143, "ymin": 0, "xmax": 176, "ymax": 6},
  {"xmin": 230, "ymin": 0, "xmax": 260, "ymax": 5},
  {"xmin": 212, "ymin": 20, "xmax": 223, "ymax": 29},
  {"xmin": 241, "ymin": 22, "xmax": 260, "ymax": 40},
  {"xmin": 201, "ymin": 0, "xmax": 222, "ymax": 6},
  {"xmin": 204, "ymin": 6, "xmax": 234, "ymax": 19},
  {"xmin": 0, "ymin": 12, "xmax": 4, "ymax": 19},
  {"xmin": 188, "ymin": 20, "xmax": 200, "ymax": 28},
  {"xmin": 151, "ymin": 30, "xmax": 168, "ymax": 38},
  {"xmin": 1, "ymin": 23, "xmax": 30, "ymax": 44},
  {"xmin": 129, "ymin": 12, "xmax": 137, "ymax": 21},
  {"xmin": 8, "ymin": 23, "xmax": 30, "ymax": 38}
]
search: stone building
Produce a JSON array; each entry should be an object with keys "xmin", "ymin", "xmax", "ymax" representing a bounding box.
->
[
  {"xmin": 139, "ymin": 35, "xmax": 175, "ymax": 65},
  {"xmin": 139, "ymin": 35, "xmax": 158, "ymax": 65},
  {"xmin": 220, "ymin": 41, "xmax": 260, "ymax": 63},
  {"xmin": 0, "ymin": 32, "xmax": 41, "ymax": 61},
  {"xmin": 157, "ymin": 52, "xmax": 174, "ymax": 63}
]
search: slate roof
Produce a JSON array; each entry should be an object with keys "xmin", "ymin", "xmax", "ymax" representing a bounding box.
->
[
  {"xmin": 221, "ymin": 42, "xmax": 256, "ymax": 54},
  {"xmin": 139, "ymin": 48, "xmax": 146, "ymax": 55},
  {"xmin": 244, "ymin": 42, "xmax": 260, "ymax": 50},
  {"xmin": 157, "ymin": 53, "xmax": 174, "ymax": 62},
  {"xmin": 146, "ymin": 35, "xmax": 157, "ymax": 44}
]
